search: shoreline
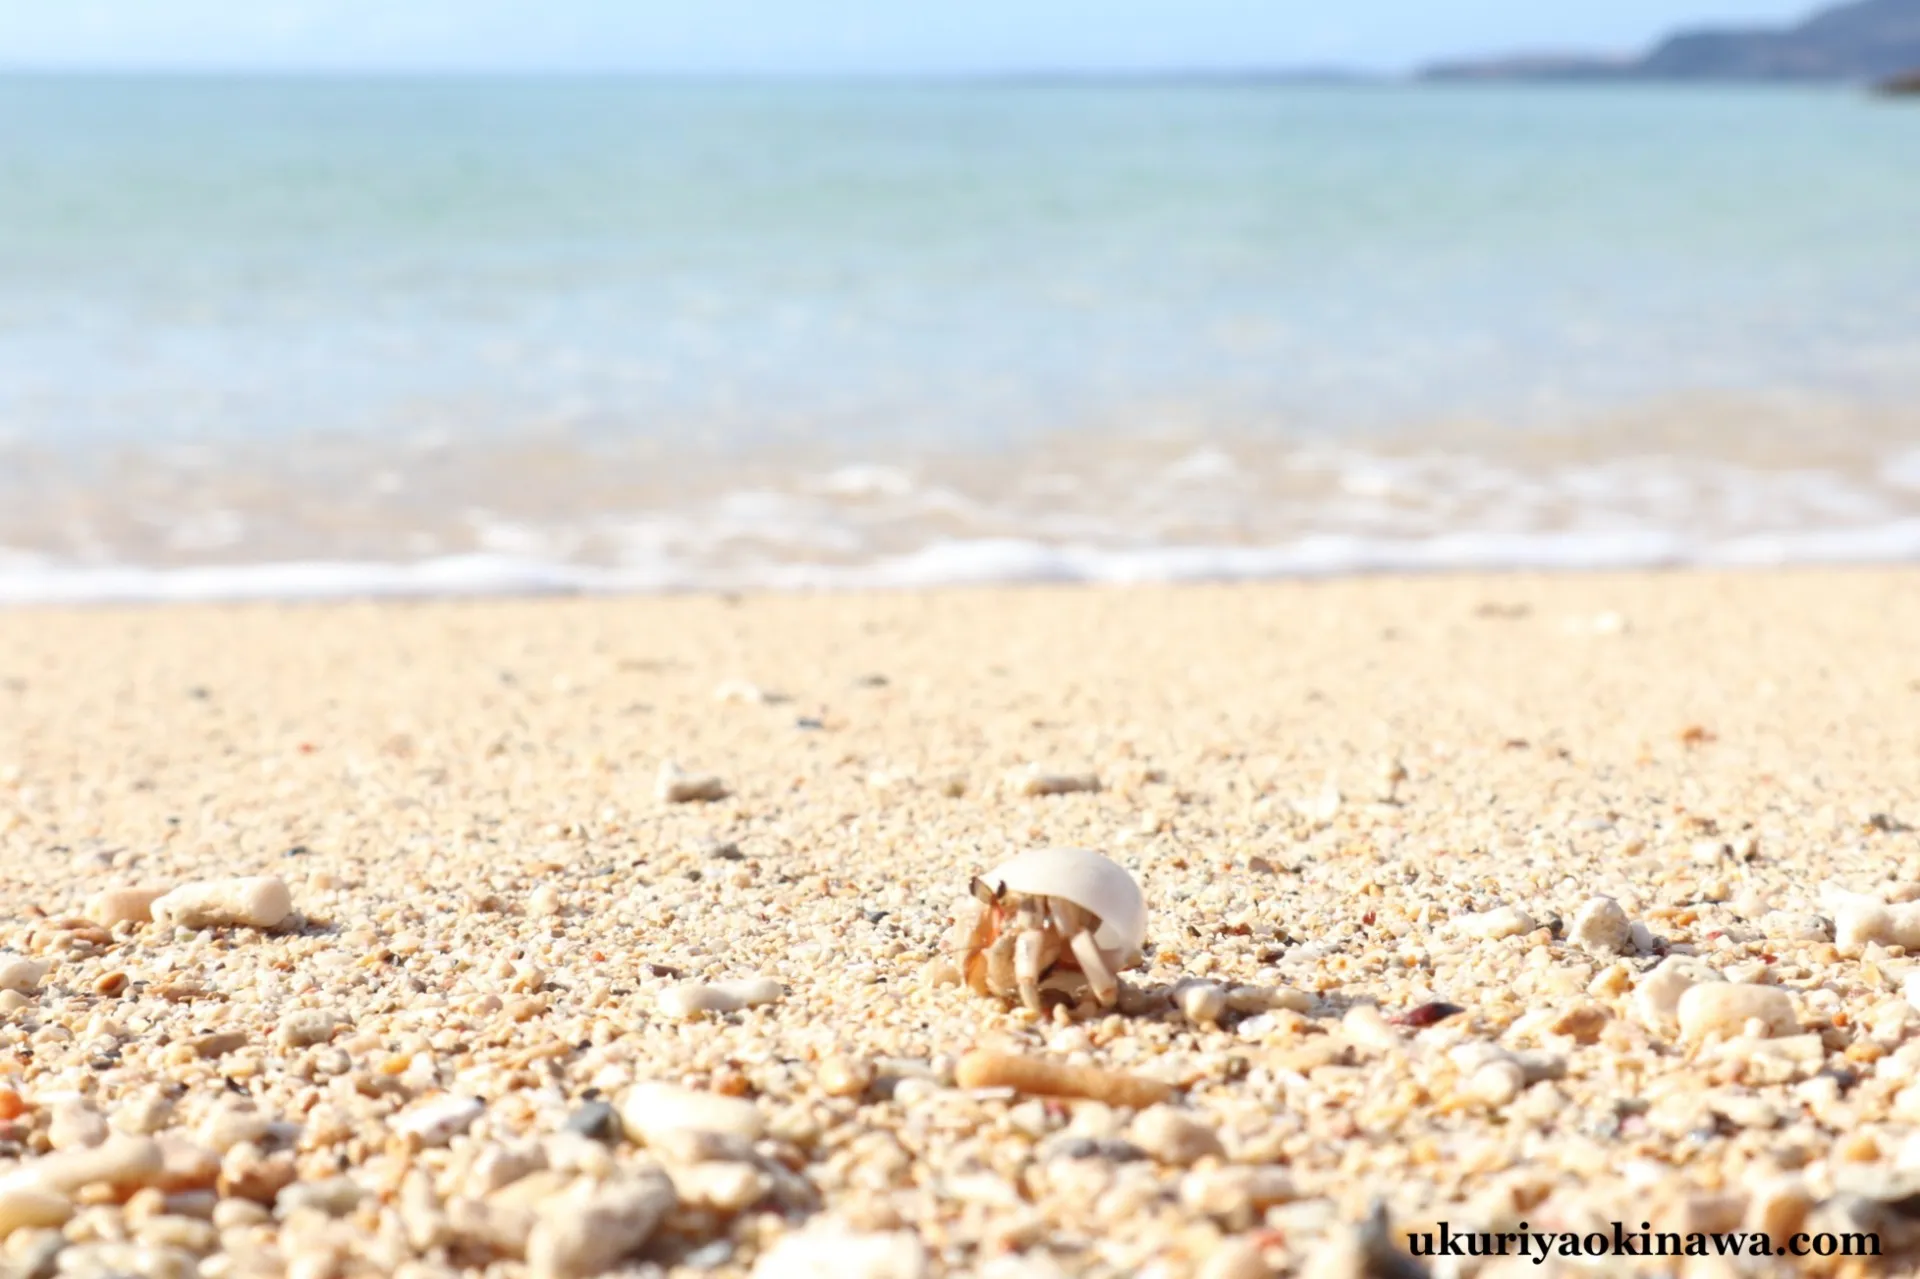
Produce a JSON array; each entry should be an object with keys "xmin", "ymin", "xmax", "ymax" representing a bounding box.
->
[{"xmin": 5, "ymin": 540, "xmax": 1920, "ymax": 609}]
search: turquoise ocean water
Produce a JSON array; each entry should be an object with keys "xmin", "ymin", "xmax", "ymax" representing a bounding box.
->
[{"xmin": 1, "ymin": 77, "xmax": 1917, "ymax": 598}]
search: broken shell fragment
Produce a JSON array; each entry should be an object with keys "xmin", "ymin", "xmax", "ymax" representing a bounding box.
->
[
  {"xmin": 955, "ymin": 1050, "xmax": 1171, "ymax": 1109},
  {"xmin": 656, "ymin": 762, "xmax": 729, "ymax": 804}
]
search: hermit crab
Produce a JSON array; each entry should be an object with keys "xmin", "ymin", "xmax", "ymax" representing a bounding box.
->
[{"xmin": 948, "ymin": 848, "xmax": 1148, "ymax": 1013}]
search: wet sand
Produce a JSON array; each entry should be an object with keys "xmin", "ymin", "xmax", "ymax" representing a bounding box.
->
[{"xmin": 2, "ymin": 569, "xmax": 1919, "ymax": 1277}]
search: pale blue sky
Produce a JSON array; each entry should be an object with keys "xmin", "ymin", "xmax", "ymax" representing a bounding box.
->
[{"xmin": 0, "ymin": 1, "xmax": 1824, "ymax": 75}]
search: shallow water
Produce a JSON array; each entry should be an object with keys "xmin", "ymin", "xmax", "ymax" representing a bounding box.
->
[{"xmin": 2, "ymin": 77, "xmax": 1917, "ymax": 599}]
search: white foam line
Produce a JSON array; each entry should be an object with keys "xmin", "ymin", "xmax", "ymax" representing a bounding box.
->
[
  {"xmin": 0, "ymin": 555, "xmax": 661, "ymax": 606},
  {"xmin": 4, "ymin": 523, "xmax": 1920, "ymax": 606}
]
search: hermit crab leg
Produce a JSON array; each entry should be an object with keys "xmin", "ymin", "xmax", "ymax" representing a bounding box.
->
[
  {"xmin": 986, "ymin": 931, "xmax": 1019, "ymax": 997},
  {"xmin": 1046, "ymin": 898, "xmax": 1084, "ymax": 936},
  {"xmin": 1013, "ymin": 929, "xmax": 1048, "ymax": 1013},
  {"xmin": 1070, "ymin": 930, "xmax": 1119, "ymax": 1006}
]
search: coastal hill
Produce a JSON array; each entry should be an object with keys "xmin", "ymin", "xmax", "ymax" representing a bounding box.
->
[{"xmin": 1421, "ymin": 0, "xmax": 1920, "ymax": 83}]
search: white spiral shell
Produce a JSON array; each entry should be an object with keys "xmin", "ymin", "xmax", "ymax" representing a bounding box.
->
[{"xmin": 977, "ymin": 847, "xmax": 1148, "ymax": 958}]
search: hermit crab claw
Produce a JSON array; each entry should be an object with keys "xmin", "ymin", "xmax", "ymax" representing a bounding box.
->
[{"xmin": 948, "ymin": 848, "xmax": 1148, "ymax": 1015}]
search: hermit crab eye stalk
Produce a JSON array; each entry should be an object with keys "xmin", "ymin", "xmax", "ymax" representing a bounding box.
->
[{"xmin": 948, "ymin": 848, "xmax": 1148, "ymax": 1015}]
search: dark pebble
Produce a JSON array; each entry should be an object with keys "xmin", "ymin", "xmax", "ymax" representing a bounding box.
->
[
  {"xmin": 1390, "ymin": 1001, "xmax": 1465, "ymax": 1028},
  {"xmin": 1040, "ymin": 1135, "xmax": 1147, "ymax": 1163},
  {"xmin": 564, "ymin": 1101, "xmax": 623, "ymax": 1144}
]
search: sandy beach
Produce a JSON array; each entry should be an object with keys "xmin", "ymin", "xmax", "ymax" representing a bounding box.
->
[{"xmin": 3, "ymin": 568, "xmax": 1920, "ymax": 1278}]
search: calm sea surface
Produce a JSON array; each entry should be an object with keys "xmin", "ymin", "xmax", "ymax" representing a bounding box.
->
[{"xmin": 1, "ymin": 77, "xmax": 1917, "ymax": 598}]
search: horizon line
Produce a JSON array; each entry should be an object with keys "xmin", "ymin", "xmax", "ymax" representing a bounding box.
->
[
  {"xmin": 0, "ymin": 63, "xmax": 1408, "ymax": 82},
  {"xmin": 0, "ymin": 65, "xmax": 1863, "ymax": 90}
]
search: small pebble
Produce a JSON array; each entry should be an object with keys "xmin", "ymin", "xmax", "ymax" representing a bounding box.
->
[
  {"xmin": 1676, "ymin": 982, "xmax": 1798, "ymax": 1042},
  {"xmin": 1227, "ymin": 985, "xmax": 1312, "ymax": 1015},
  {"xmin": 3, "ymin": 1229, "xmax": 65, "ymax": 1279},
  {"xmin": 750, "ymin": 1225, "xmax": 930, "ymax": 1279},
  {"xmin": 920, "ymin": 958, "xmax": 962, "ymax": 989},
  {"xmin": 56, "ymin": 1243, "xmax": 198, "ymax": 1279},
  {"xmin": 1457, "ymin": 905, "xmax": 1535, "ymax": 940},
  {"xmin": 1761, "ymin": 911, "xmax": 1832, "ymax": 942},
  {"xmin": 1129, "ymin": 1106, "xmax": 1225, "ymax": 1166},
  {"xmin": 562, "ymin": 1102, "xmax": 622, "ymax": 1144},
  {"xmin": 0, "ymin": 956, "xmax": 47, "ymax": 995},
  {"xmin": 135, "ymin": 1215, "xmax": 218, "ymax": 1254},
  {"xmin": 1834, "ymin": 894, "xmax": 1920, "ymax": 955},
  {"xmin": 47, "ymin": 1102, "xmax": 107, "ymax": 1150},
  {"xmin": 1341, "ymin": 1004, "xmax": 1404, "ymax": 1052},
  {"xmin": 218, "ymin": 1142, "xmax": 295, "ymax": 1203},
  {"xmin": 656, "ymin": 762, "xmax": 730, "ymax": 804},
  {"xmin": 1747, "ymin": 1176, "xmax": 1813, "ymax": 1240},
  {"xmin": 1466, "ymin": 1060, "xmax": 1526, "ymax": 1107},
  {"xmin": 1391, "ymin": 1000, "xmax": 1464, "ymax": 1029},
  {"xmin": 276, "ymin": 1178, "xmax": 364, "ymax": 1218},
  {"xmin": 713, "ymin": 680, "xmax": 781, "ymax": 705},
  {"xmin": 543, "ymin": 1131, "xmax": 617, "ymax": 1178},
  {"xmin": 1300, "ymin": 1203, "xmax": 1426, "ymax": 1279},
  {"xmin": 618, "ymin": 1083, "xmax": 764, "ymax": 1144},
  {"xmin": 1176, "ymin": 981, "xmax": 1229, "ymax": 1027},
  {"xmin": 818, "ymin": 1055, "xmax": 876, "ymax": 1098},
  {"xmin": 1199, "ymin": 1238, "xmax": 1273, "ymax": 1279},
  {"xmin": 1180, "ymin": 1165, "xmax": 1297, "ymax": 1220},
  {"xmin": 1663, "ymin": 1192, "xmax": 1747, "ymax": 1236},
  {"xmin": 391, "ymin": 1096, "xmax": 485, "ymax": 1147},
  {"xmin": 1012, "ymin": 768, "xmax": 1100, "ymax": 797},
  {"xmin": 669, "ymin": 1161, "xmax": 769, "ymax": 1213},
  {"xmin": 85, "ymin": 887, "xmax": 167, "ymax": 928},
  {"xmin": 1567, "ymin": 895, "xmax": 1633, "ymax": 955},
  {"xmin": 196, "ymin": 1098, "xmax": 270, "ymax": 1152},
  {"xmin": 190, "ymin": 1031, "xmax": 247, "ymax": 1059},
  {"xmin": 683, "ymin": 1240, "xmax": 738, "ymax": 1269},
  {"xmin": 526, "ymin": 1170, "xmax": 676, "ymax": 1279},
  {"xmin": 0, "ymin": 1184, "xmax": 72, "ymax": 1234},
  {"xmin": 1039, "ymin": 1135, "xmax": 1146, "ymax": 1163},
  {"xmin": 1546, "ymin": 1002, "xmax": 1611, "ymax": 1043},
  {"xmin": 1296, "ymin": 777, "xmax": 1342, "ymax": 823},
  {"xmin": 463, "ymin": 1144, "xmax": 548, "ymax": 1197},
  {"xmin": 13, "ymin": 1134, "xmax": 163, "ymax": 1194},
  {"xmin": 657, "ymin": 977, "xmax": 784, "ymax": 1020},
  {"xmin": 647, "ymin": 1127, "xmax": 757, "ymax": 1166},
  {"xmin": 1634, "ymin": 955, "xmax": 1723, "ymax": 1025},
  {"xmin": 114, "ymin": 1094, "xmax": 174, "ymax": 1137},
  {"xmin": 211, "ymin": 1198, "xmax": 270, "ymax": 1230},
  {"xmin": 275, "ymin": 1009, "xmax": 342, "ymax": 1049},
  {"xmin": 149, "ymin": 878, "xmax": 292, "ymax": 931}
]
